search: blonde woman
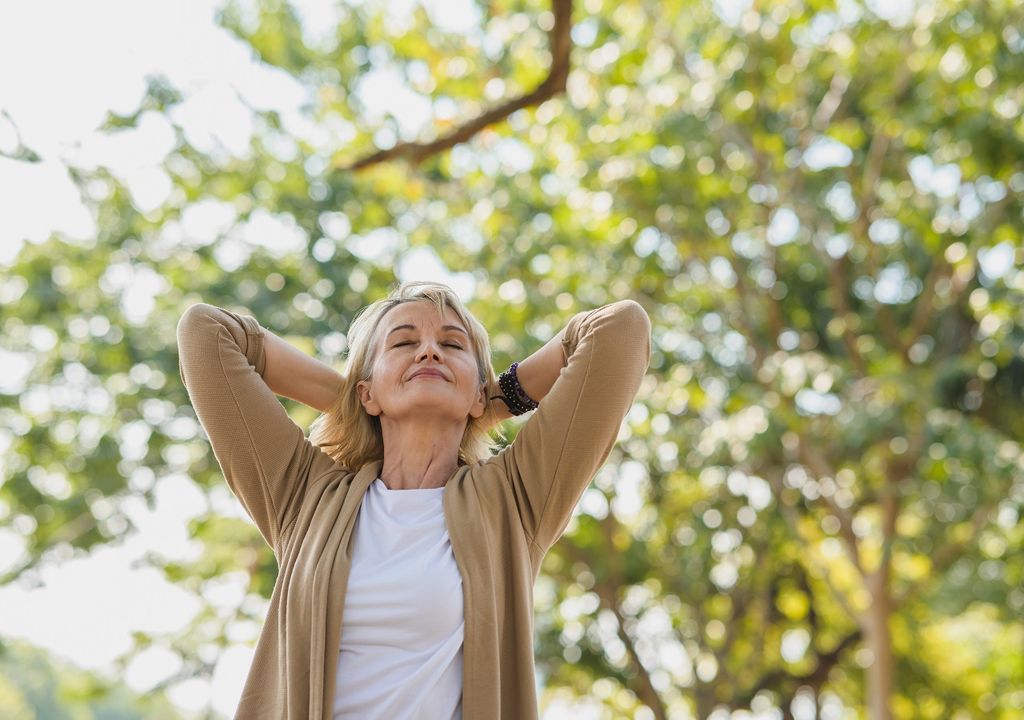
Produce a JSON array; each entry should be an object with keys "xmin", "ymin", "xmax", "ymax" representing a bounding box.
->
[{"xmin": 176, "ymin": 280, "xmax": 651, "ymax": 719}]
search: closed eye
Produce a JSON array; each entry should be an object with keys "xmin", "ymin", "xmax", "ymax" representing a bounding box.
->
[{"xmin": 394, "ymin": 341, "xmax": 463, "ymax": 349}]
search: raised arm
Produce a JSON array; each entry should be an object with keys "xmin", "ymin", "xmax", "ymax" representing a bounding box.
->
[
  {"xmin": 487, "ymin": 299, "xmax": 652, "ymax": 555},
  {"xmin": 487, "ymin": 325, "xmax": 570, "ymax": 427},
  {"xmin": 176, "ymin": 303, "xmax": 337, "ymax": 553},
  {"xmin": 262, "ymin": 329, "xmax": 344, "ymax": 414}
]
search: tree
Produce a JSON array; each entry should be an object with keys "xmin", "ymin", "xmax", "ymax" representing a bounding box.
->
[
  {"xmin": 0, "ymin": 638, "xmax": 185, "ymax": 719},
  {"xmin": 1, "ymin": 0, "xmax": 1021, "ymax": 717}
]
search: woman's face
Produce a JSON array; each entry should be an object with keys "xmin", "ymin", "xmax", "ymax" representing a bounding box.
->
[{"xmin": 356, "ymin": 300, "xmax": 486, "ymax": 424}]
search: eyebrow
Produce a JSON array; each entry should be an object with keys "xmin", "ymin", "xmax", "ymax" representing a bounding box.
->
[{"xmin": 386, "ymin": 323, "xmax": 469, "ymax": 339}]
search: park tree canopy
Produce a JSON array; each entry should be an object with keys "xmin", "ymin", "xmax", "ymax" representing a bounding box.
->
[{"xmin": 1, "ymin": 0, "xmax": 1022, "ymax": 718}]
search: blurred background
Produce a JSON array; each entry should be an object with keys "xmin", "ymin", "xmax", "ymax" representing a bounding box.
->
[{"xmin": 1, "ymin": 0, "xmax": 1022, "ymax": 717}]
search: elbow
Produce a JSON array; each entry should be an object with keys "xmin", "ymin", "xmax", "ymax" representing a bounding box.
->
[
  {"xmin": 177, "ymin": 302, "xmax": 233, "ymax": 334},
  {"xmin": 176, "ymin": 303, "xmax": 260, "ymax": 376},
  {"xmin": 614, "ymin": 299, "xmax": 652, "ymax": 345},
  {"xmin": 594, "ymin": 300, "xmax": 652, "ymax": 372},
  {"xmin": 176, "ymin": 302, "xmax": 222, "ymax": 350},
  {"xmin": 618, "ymin": 300, "xmax": 652, "ymax": 374},
  {"xmin": 621, "ymin": 299, "xmax": 651, "ymax": 329},
  {"xmin": 177, "ymin": 302, "xmax": 212, "ymax": 331},
  {"xmin": 563, "ymin": 299, "xmax": 654, "ymax": 371},
  {"xmin": 579, "ymin": 299, "xmax": 652, "ymax": 346}
]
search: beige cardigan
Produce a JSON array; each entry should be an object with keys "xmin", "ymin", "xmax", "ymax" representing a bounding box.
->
[{"xmin": 176, "ymin": 298, "xmax": 651, "ymax": 719}]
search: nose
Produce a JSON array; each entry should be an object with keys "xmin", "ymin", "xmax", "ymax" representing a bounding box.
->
[{"xmin": 415, "ymin": 339, "xmax": 444, "ymax": 363}]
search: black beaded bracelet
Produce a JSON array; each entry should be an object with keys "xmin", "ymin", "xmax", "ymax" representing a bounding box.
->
[{"xmin": 491, "ymin": 361, "xmax": 539, "ymax": 416}]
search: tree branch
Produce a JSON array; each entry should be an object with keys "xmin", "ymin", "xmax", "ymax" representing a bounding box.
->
[
  {"xmin": 595, "ymin": 512, "xmax": 670, "ymax": 720},
  {"xmin": 892, "ymin": 501, "xmax": 999, "ymax": 610},
  {"xmin": 906, "ymin": 255, "xmax": 947, "ymax": 344},
  {"xmin": 868, "ymin": 426, "xmax": 926, "ymax": 592},
  {"xmin": 733, "ymin": 629, "xmax": 862, "ymax": 709},
  {"xmin": 795, "ymin": 437, "xmax": 864, "ymax": 579},
  {"xmin": 343, "ymin": 0, "xmax": 574, "ymax": 171},
  {"xmin": 0, "ymin": 109, "xmax": 42, "ymax": 163},
  {"xmin": 783, "ymin": 172, "xmax": 867, "ymax": 377},
  {"xmin": 846, "ymin": 35, "xmax": 916, "ymax": 362},
  {"xmin": 765, "ymin": 469, "xmax": 864, "ymax": 625},
  {"xmin": 810, "ymin": 74, "xmax": 851, "ymax": 133},
  {"xmin": 728, "ymin": 255, "xmax": 771, "ymax": 368}
]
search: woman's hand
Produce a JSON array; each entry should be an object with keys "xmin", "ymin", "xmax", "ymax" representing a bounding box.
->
[{"xmin": 483, "ymin": 380, "xmax": 515, "ymax": 431}]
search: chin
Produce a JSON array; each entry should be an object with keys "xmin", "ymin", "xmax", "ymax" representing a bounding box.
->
[{"xmin": 395, "ymin": 399, "xmax": 466, "ymax": 415}]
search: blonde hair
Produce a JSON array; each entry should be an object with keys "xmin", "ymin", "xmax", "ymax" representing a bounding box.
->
[{"xmin": 309, "ymin": 280, "xmax": 507, "ymax": 470}]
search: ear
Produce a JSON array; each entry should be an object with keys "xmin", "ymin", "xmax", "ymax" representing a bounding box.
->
[
  {"xmin": 356, "ymin": 379, "xmax": 381, "ymax": 417},
  {"xmin": 468, "ymin": 381, "xmax": 487, "ymax": 419}
]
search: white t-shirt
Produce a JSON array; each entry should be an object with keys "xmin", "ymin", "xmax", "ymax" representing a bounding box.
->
[{"xmin": 333, "ymin": 477, "xmax": 464, "ymax": 719}]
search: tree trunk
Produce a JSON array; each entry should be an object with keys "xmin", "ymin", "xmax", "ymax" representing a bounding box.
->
[
  {"xmin": 863, "ymin": 579, "xmax": 894, "ymax": 720},
  {"xmin": 694, "ymin": 681, "xmax": 713, "ymax": 720}
]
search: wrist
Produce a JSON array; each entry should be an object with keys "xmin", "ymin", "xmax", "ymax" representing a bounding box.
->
[{"xmin": 497, "ymin": 361, "xmax": 539, "ymax": 415}]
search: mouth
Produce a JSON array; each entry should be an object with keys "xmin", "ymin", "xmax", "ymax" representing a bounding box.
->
[{"xmin": 411, "ymin": 370, "xmax": 447, "ymax": 381}]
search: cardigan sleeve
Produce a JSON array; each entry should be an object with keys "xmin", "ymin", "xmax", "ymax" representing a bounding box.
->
[
  {"xmin": 492, "ymin": 299, "xmax": 652, "ymax": 555},
  {"xmin": 176, "ymin": 302, "xmax": 335, "ymax": 552}
]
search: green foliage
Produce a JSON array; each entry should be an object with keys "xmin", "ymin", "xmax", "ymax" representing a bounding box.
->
[
  {"xmin": 0, "ymin": 639, "xmax": 184, "ymax": 719},
  {"xmin": 2, "ymin": 0, "xmax": 1022, "ymax": 718}
]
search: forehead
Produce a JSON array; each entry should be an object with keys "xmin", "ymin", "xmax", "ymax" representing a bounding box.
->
[{"xmin": 384, "ymin": 301, "xmax": 466, "ymax": 331}]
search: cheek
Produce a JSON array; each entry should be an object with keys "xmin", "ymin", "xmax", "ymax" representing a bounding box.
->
[
  {"xmin": 459, "ymin": 363, "xmax": 483, "ymax": 391},
  {"xmin": 376, "ymin": 357, "xmax": 403, "ymax": 382}
]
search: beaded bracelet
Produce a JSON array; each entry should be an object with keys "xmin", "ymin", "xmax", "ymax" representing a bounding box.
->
[{"xmin": 490, "ymin": 361, "xmax": 539, "ymax": 416}]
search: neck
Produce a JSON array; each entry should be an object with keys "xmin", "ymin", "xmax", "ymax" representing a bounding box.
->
[{"xmin": 377, "ymin": 416, "xmax": 465, "ymax": 489}]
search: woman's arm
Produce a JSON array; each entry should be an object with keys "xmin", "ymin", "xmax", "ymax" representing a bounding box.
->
[
  {"xmin": 484, "ymin": 300, "xmax": 652, "ymax": 553},
  {"xmin": 263, "ymin": 330, "xmax": 344, "ymax": 414},
  {"xmin": 176, "ymin": 304, "xmax": 337, "ymax": 551},
  {"xmin": 490, "ymin": 327, "xmax": 570, "ymax": 425}
]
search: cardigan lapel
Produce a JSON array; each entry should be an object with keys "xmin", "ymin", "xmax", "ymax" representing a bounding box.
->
[{"xmin": 314, "ymin": 458, "xmax": 384, "ymax": 719}]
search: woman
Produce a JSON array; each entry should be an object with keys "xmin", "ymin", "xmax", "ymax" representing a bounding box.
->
[{"xmin": 176, "ymin": 280, "xmax": 651, "ymax": 719}]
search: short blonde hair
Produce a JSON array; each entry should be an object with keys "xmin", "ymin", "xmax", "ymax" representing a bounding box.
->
[{"xmin": 309, "ymin": 280, "xmax": 506, "ymax": 470}]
